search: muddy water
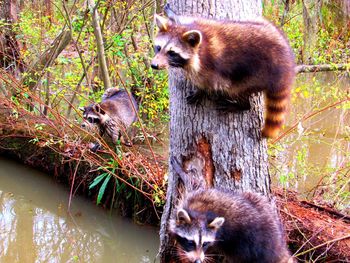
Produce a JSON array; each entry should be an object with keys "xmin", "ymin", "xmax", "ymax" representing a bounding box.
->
[
  {"xmin": 0, "ymin": 157, "xmax": 159, "ymax": 263},
  {"xmin": 271, "ymin": 72, "xmax": 350, "ymax": 198}
]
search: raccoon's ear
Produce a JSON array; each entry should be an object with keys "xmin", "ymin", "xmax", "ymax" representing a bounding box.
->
[
  {"xmin": 93, "ymin": 104, "xmax": 106, "ymax": 115},
  {"xmin": 78, "ymin": 107, "xmax": 85, "ymax": 112},
  {"xmin": 182, "ymin": 30, "xmax": 202, "ymax": 47},
  {"xmin": 208, "ymin": 217, "xmax": 225, "ymax": 229},
  {"xmin": 155, "ymin": 14, "xmax": 170, "ymax": 32},
  {"xmin": 177, "ymin": 209, "xmax": 191, "ymax": 224}
]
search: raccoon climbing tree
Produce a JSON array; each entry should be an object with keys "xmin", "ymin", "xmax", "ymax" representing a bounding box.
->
[{"xmin": 158, "ymin": 0, "xmax": 271, "ymax": 262}]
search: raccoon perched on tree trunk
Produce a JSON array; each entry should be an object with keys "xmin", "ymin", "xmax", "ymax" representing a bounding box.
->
[
  {"xmin": 168, "ymin": 157, "xmax": 295, "ymax": 263},
  {"xmin": 80, "ymin": 88, "xmax": 138, "ymax": 151},
  {"xmin": 151, "ymin": 5, "xmax": 295, "ymax": 138}
]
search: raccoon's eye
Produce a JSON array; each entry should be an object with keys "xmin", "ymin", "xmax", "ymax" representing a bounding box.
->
[
  {"xmin": 202, "ymin": 242, "xmax": 211, "ymax": 250},
  {"xmin": 176, "ymin": 235, "xmax": 196, "ymax": 251},
  {"xmin": 167, "ymin": 50, "xmax": 177, "ymax": 57},
  {"xmin": 87, "ymin": 117, "xmax": 100, "ymax": 124},
  {"xmin": 154, "ymin": 45, "xmax": 161, "ymax": 53}
]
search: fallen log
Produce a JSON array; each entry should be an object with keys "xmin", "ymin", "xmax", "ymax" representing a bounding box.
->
[
  {"xmin": 275, "ymin": 189, "xmax": 350, "ymax": 261},
  {"xmin": 296, "ymin": 63, "xmax": 349, "ymax": 73}
]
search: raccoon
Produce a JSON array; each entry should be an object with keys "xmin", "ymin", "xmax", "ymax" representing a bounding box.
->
[
  {"xmin": 151, "ymin": 6, "xmax": 295, "ymax": 138},
  {"xmin": 169, "ymin": 189, "xmax": 294, "ymax": 263},
  {"xmin": 168, "ymin": 157, "xmax": 294, "ymax": 263},
  {"xmin": 80, "ymin": 88, "xmax": 138, "ymax": 150}
]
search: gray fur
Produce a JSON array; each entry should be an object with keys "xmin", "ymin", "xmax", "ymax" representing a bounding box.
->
[
  {"xmin": 81, "ymin": 88, "xmax": 138, "ymax": 149},
  {"xmin": 170, "ymin": 188, "xmax": 294, "ymax": 263}
]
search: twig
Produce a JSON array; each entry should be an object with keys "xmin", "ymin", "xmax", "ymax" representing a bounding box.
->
[
  {"xmin": 295, "ymin": 234, "xmax": 350, "ymax": 257},
  {"xmin": 68, "ymin": 154, "xmax": 82, "ymax": 210},
  {"xmin": 273, "ymin": 96, "xmax": 350, "ymax": 143}
]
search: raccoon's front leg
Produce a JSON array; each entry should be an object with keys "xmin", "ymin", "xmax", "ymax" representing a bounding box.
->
[
  {"xmin": 89, "ymin": 126, "xmax": 106, "ymax": 152},
  {"xmin": 120, "ymin": 133, "xmax": 133, "ymax": 147},
  {"xmin": 110, "ymin": 129, "xmax": 133, "ymax": 147},
  {"xmin": 215, "ymin": 93, "xmax": 251, "ymax": 112},
  {"xmin": 110, "ymin": 130, "xmax": 121, "ymax": 146},
  {"xmin": 90, "ymin": 143, "xmax": 101, "ymax": 152},
  {"xmin": 186, "ymin": 89, "xmax": 206, "ymax": 105}
]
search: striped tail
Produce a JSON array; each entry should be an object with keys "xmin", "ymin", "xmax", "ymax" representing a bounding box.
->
[{"xmin": 262, "ymin": 89, "xmax": 290, "ymax": 139}]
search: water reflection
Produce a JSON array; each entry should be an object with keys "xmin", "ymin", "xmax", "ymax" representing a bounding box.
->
[
  {"xmin": 271, "ymin": 72, "xmax": 350, "ymax": 204},
  {"xmin": 0, "ymin": 157, "xmax": 159, "ymax": 263}
]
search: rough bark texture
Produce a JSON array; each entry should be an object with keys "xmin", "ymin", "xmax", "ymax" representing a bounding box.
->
[
  {"xmin": 302, "ymin": 0, "xmax": 322, "ymax": 64},
  {"xmin": 0, "ymin": 0, "xmax": 24, "ymax": 79},
  {"xmin": 159, "ymin": 0, "xmax": 269, "ymax": 261}
]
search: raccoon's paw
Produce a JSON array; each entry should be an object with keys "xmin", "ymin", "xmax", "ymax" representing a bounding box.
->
[
  {"xmin": 120, "ymin": 136, "xmax": 133, "ymax": 147},
  {"xmin": 90, "ymin": 143, "xmax": 101, "ymax": 152},
  {"xmin": 122, "ymin": 141, "xmax": 133, "ymax": 147},
  {"xmin": 186, "ymin": 90, "xmax": 205, "ymax": 105}
]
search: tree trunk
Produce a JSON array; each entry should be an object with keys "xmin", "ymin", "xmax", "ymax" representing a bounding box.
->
[
  {"xmin": 88, "ymin": 0, "xmax": 112, "ymax": 90},
  {"xmin": 280, "ymin": 0, "xmax": 290, "ymax": 26},
  {"xmin": 302, "ymin": 0, "xmax": 322, "ymax": 64},
  {"xmin": 0, "ymin": 0, "xmax": 24, "ymax": 80},
  {"xmin": 22, "ymin": 28, "xmax": 72, "ymax": 90},
  {"xmin": 44, "ymin": 0, "xmax": 53, "ymax": 24},
  {"xmin": 159, "ymin": 0, "xmax": 269, "ymax": 261}
]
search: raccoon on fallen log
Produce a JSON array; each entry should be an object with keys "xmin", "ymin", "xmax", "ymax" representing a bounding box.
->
[
  {"xmin": 167, "ymin": 157, "xmax": 295, "ymax": 263},
  {"xmin": 151, "ymin": 4, "xmax": 295, "ymax": 138},
  {"xmin": 80, "ymin": 88, "xmax": 138, "ymax": 151}
]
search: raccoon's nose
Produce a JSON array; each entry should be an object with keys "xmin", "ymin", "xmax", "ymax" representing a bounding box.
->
[
  {"xmin": 81, "ymin": 123, "xmax": 86, "ymax": 128},
  {"xmin": 151, "ymin": 63, "xmax": 159, "ymax": 70},
  {"xmin": 194, "ymin": 260, "xmax": 202, "ymax": 263}
]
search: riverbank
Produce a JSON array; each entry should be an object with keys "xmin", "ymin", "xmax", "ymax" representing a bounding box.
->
[{"xmin": 0, "ymin": 99, "xmax": 163, "ymax": 224}]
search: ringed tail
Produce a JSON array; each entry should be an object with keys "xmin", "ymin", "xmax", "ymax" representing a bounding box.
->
[{"xmin": 262, "ymin": 89, "xmax": 290, "ymax": 139}]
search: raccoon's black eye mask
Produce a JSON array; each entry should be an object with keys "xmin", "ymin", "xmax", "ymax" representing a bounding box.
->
[
  {"xmin": 176, "ymin": 235, "xmax": 196, "ymax": 252},
  {"xmin": 87, "ymin": 117, "xmax": 100, "ymax": 124},
  {"xmin": 202, "ymin": 241, "xmax": 211, "ymax": 251},
  {"xmin": 167, "ymin": 51, "xmax": 188, "ymax": 67}
]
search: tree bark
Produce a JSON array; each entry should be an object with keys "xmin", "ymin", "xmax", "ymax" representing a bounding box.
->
[
  {"xmin": 87, "ymin": 0, "xmax": 112, "ymax": 90},
  {"xmin": 302, "ymin": 0, "xmax": 322, "ymax": 64},
  {"xmin": 0, "ymin": 0, "xmax": 24, "ymax": 79},
  {"xmin": 159, "ymin": 0, "xmax": 269, "ymax": 261},
  {"xmin": 280, "ymin": 0, "xmax": 290, "ymax": 26}
]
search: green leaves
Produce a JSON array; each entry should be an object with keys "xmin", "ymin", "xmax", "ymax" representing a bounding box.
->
[{"xmin": 89, "ymin": 172, "xmax": 112, "ymax": 205}]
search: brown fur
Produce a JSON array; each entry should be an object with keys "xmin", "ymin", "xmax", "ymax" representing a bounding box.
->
[{"xmin": 152, "ymin": 14, "xmax": 295, "ymax": 138}]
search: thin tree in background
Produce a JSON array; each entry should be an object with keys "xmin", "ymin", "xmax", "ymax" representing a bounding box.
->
[
  {"xmin": 88, "ymin": 0, "xmax": 112, "ymax": 90},
  {"xmin": 0, "ymin": 0, "xmax": 24, "ymax": 81}
]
